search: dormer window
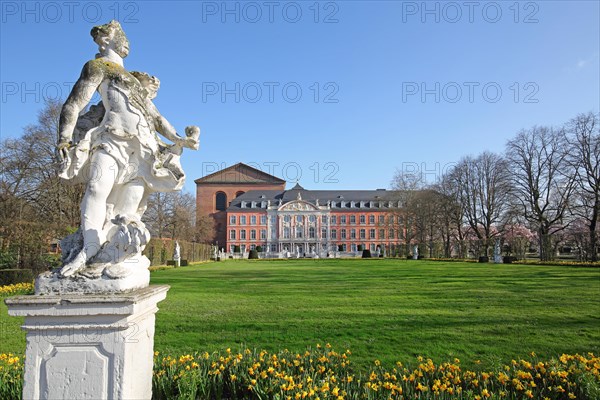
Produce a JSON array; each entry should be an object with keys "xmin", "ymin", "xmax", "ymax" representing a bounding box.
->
[{"xmin": 241, "ymin": 201, "xmax": 247, "ymax": 208}]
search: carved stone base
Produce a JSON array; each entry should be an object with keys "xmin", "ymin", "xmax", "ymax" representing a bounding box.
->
[
  {"xmin": 35, "ymin": 256, "xmax": 151, "ymax": 295},
  {"xmin": 5, "ymin": 285, "xmax": 169, "ymax": 400}
]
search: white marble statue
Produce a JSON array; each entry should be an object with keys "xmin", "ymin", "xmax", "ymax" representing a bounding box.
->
[
  {"xmin": 412, "ymin": 245, "xmax": 419, "ymax": 260},
  {"xmin": 174, "ymin": 241, "xmax": 181, "ymax": 267},
  {"xmin": 494, "ymin": 238, "xmax": 503, "ymax": 263},
  {"xmin": 38, "ymin": 21, "xmax": 199, "ymax": 293}
]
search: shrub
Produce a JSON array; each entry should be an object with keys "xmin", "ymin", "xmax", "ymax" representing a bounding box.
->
[
  {"xmin": 338, "ymin": 245, "xmax": 344, "ymax": 252},
  {"xmin": 255, "ymin": 246, "xmax": 263, "ymax": 252},
  {"xmin": 361, "ymin": 249, "xmax": 372, "ymax": 258},
  {"xmin": 478, "ymin": 256, "xmax": 489, "ymax": 263},
  {"xmin": 0, "ymin": 269, "xmax": 33, "ymax": 286},
  {"xmin": 0, "ymin": 250, "xmax": 17, "ymax": 270},
  {"xmin": 234, "ymin": 245, "xmax": 241, "ymax": 253},
  {"xmin": 248, "ymin": 250, "xmax": 259, "ymax": 259},
  {"xmin": 357, "ymin": 245, "xmax": 364, "ymax": 251}
]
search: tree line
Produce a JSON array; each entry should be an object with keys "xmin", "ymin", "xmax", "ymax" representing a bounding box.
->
[
  {"xmin": 0, "ymin": 100, "xmax": 212, "ymax": 270},
  {"xmin": 390, "ymin": 112, "xmax": 599, "ymax": 262}
]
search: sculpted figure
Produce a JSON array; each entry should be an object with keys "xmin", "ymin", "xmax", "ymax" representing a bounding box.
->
[{"xmin": 55, "ymin": 20, "xmax": 198, "ymax": 281}]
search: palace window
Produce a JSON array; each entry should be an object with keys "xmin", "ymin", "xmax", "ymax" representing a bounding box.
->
[
  {"xmin": 331, "ymin": 229, "xmax": 337, "ymax": 239},
  {"xmin": 240, "ymin": 216, "xmax": 247, "ymax": 225},
  {"xmin": 379, "ymin": 215, "xmax": 385, "ymax": 224},
  {"xmin": 309, "ymin": 227, "xmax": 316, "ymax": 239},
  {"xmin": 321, "ymin": 215, "xmax": 327, "ymax": 224},
  {"xmin": 379, "ymin": 229, "xmax": 385, "ymax": 239},
  {"xmin": 341, "ymin": 229, "xmax": 346, "ymax": 239},
  {"xmin": 240, "ymin": 230, "xmax": 246, "ymax": 240},
  {"xmin": 369, "ymin": 215, "xmax": 375, "ymax": 224},
  {"xmin": 360, "ymin": 229, "xmax": 366, "ymax": 239},
  {"xmin": 331, "ymin": 215, "xmax": 337, "ymax": 224},
  {"xmin": 351, "ymin": 244, "xmax": 357, "ymax": 252},
  {"xmin": 284, "ymin": 215, "xmax": 291, "ymax": 223},
  {"xmin": 309, "ymin": 215, "xmax": 316, "ymax": 223},
  {"xmin": 350, "ymin": 215, "xmax": 356, "ymax": 224},
  {"xmin": 283, "ymin": 227, "xmax": 291, "ymax": 239},
  {"xmin": 351, "ymin": 229, "xmax": 356, "ymax": 239},
  {"xmin": 229, "ymin": 230, "xmax": 236, "ymax": 240},
  {"xmin": 321, "ymin": 227, "xmax": 327, "ymax": 239},
  {"xmin": 250, "ymin": 229, "xmax": 256, "ymax": 240},
  {"xmin": 296, "ymin": 226, "xmax": 303, "ymax": 238},
  {"xmin": 369, "ymin": 229, "xmax": 376, "ymax": 239},
  {"xmin": 359, "ymin": 215, "xmax": 365, "ymax": 224},
  {"xmin": 296, "ymin": 215, "xmax": 303, "ymax": 223},
  {"xmin": 250, "ymin": 215, "xmax": 257, "ymax": 225},
  {"xmin": 230, "ymin": 215, "xmax": 237, "ymax": 224},
  {"xmin": 389, "ymin": 229, "xmax": 395, "ymax": 239},
  {"xmin": 261, "ymin": 215, "xmax": 267, "ymax": 225},
  {"xmin": 340, "ymin": 215, "xmax": 347, "ymax": 224},
  {"xmin": 216, "ymin": 192, "xmax": 227, "ymax": 211},
  {"xmin": 260, "ymin": 229, "xmax": 267, "ymax": 240}
]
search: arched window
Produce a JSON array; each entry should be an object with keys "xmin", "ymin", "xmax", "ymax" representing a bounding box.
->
[
  {"xmin": 235, "ymin": 191, "xmax": 245, "ymax": 198},
  {"xmin": 215, "ymin": 192, "xmax": 227, "ymax": 211}
]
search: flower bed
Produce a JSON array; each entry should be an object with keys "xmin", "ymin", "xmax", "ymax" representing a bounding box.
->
[
  {"xmin": 0, "ymin": 346, "xmax": 598, "ymax": 399},
  {"xmin": 0, "ymin": 282, "xmax": 34, "ymax": 297},
  {"xmin": 151, "ymin": 346, "xmax": 599, "ymax": 400}
]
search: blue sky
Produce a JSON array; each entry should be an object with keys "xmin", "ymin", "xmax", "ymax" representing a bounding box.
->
[{"xmin": 1, "ymin": 0, "xmax": 599, "ymax": 194}]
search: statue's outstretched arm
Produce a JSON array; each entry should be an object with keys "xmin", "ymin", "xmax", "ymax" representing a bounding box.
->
[
  {"xmin": 150, "ymin": 102, "xmax": 199, "ymax": 150},
  {"xmin": 58, "ymin": 61, "xmax": 104, "ymax": 158}
]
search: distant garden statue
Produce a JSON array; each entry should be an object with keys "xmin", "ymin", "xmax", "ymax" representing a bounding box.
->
[{"xmin": 38, "ymin": 20, "xmax": 199, "ymax": 294}]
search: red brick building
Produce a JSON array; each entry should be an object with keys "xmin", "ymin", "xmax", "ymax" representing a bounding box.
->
[
  {"xmin": 196, "ymin": 163, "xmax": 406, "ymax": 257},
  {"xmin": 195, "ymin": 163, "xmax": 286, "ymax": 247}
]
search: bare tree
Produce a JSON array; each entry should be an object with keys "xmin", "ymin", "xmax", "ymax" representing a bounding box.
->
[
  {"xmin": 0, "ymin": 99, "xmax": 84, "ymax": 269},
  {"xmin": 566, "ymin": 112, "xmax": 600, "ymax": 261},
  {"xmin": 143, "ymin": 191, "xmax": 199, "ymax": 241},
  {"xmin": 433, "ymin": 175, "xmax": 467, "ymax": 258},
  {"xmin": 389, "ymin": 167, "xmax": 426, "ymax": 256},
  {"xmin": 506, "ymin": 126, "xmax": 576, "ymax": 261},
  {"xmin": 447, "ymin": 152, "xmax": 510, "ymax": 258}
]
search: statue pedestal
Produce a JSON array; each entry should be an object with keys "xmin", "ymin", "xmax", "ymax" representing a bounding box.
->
[{"xmin": 5, "ymin": 285, "xmax": 169, "ymax": 400}]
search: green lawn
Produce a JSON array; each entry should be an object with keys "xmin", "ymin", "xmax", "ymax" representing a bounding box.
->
[{"xmin": 2, "ymin": 259, "xmax": 599, "ymax": 370}]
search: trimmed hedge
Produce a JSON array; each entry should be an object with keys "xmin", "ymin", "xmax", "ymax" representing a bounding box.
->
[
  {"xmin": 248, "ymin": 250, "xmax": 259, "ymax": 259},
  {"xmin": 143, "ymin": 239, "xmax": 211, "ymax": 266},
  {"xmin": 361, "ymin": 249, "xmax": 372, "ymax": 258},
  {"xmin": 0, "ymin": 269, "xmax": 33, "ymax": 286}
]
